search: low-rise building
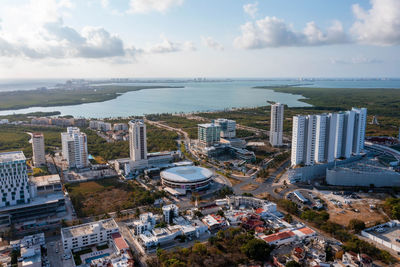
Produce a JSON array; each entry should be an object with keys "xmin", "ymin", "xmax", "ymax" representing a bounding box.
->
[
  {"xmin": 162, "ymin": 204, "xmax": 179, "ymax": 224},
  {"xmin": 202, "ymin": 214, "xmax": 227, "ymax": 230},
  {"xmin": 61, "ymin": 219, "xmax": 119, "ymax": 252}
]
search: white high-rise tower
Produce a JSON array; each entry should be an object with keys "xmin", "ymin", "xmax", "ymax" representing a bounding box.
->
[
  {"xmin": 61, "ymin": 127, "xmax": 88, "ymax": 169},
  {"xmin": 290, "ymin": 108, "xmax": 367, "ymax": 167},
  {"xmin": 129, "ymin": 119, "xmax": 148, "ymax": 162},
  {"xmin": 269, "ymin": 103, "xmax": 284, "ymax": 147},
  {"xmin": 32, "ymin": 133, "xmax": 46, "ymax": 167}
]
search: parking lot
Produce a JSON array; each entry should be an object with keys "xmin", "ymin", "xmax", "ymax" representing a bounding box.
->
[
  {"xmin": 370, "ymin": 225, "xmax": 400, "ymax": 246},
  {"xmin": 46, "ymin": 238, "xmax": 74, "ymax": 267}
]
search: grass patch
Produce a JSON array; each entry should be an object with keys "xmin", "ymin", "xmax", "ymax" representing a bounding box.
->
[
  {"xmin": 96, "ymin": 244, "xmax": 109, "ymax": 250},
  {"xmin": 73, "ymin": 248, "xmax": 92, "ymax": 266}
]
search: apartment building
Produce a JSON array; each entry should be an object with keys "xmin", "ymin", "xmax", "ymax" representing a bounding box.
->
[
  {"xmin": 61, "ymin": 127, "xmax": 89, "ymax": 169},
  {"xmin": 291, "ymin": 108, "xmax": 367, "ymax": 166},
  {"xmin": 198, "ymin": 122, "xmax": 221, "ymax": 147},
  {"xmin": 32, "ymin": 133, "xmax": 46, "ymax": 167},
  {"xmin": 215, "ymin": 118, "xmax": 236, "ymax": 139},
  {"xmin": 269, "ymin": 103, "xmax": 284, "ymax": 147},
  {"xmin": 61, "ymin": 219, "xmax": 119, "ymax": 252}
]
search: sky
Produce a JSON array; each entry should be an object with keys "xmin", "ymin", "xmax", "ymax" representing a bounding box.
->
[{"xmin": 0, "ymin": 0, "xmax": 399, "ymax": 79}]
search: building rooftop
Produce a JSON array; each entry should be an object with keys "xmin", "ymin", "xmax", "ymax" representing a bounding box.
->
[
  {"xmin": 262, "ymin": 230, "xmax": 295, "ymax": 243},
  {"xmin": 62, "ymin": 219, "xmax": 118, "ymax": 239},
  {"xmin": 32, "ymin": 133, "xmax": 44, "ymax": 138},
  {"xmin": 30, "ymin": 175, "xmax": 61, "ymax": 187},
  {"xmin": 161, "ymin": 166, "xmax": 213, "ymax": 183},
  {"xmin": 198, "ymin": 123, "xmax": 219, "ymax": 128},
  {"xmin": 0, "ymin": 192, "xmax": 64, "ymax": 212},
  {"xmin": 0, "ymin": 151, "xmax": 26, "ymax": 163}
]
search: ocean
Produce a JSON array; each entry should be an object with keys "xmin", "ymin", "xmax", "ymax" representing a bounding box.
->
[{"xmin": 0, "ymin": 78, "xmax": 399, "ymax": 118}]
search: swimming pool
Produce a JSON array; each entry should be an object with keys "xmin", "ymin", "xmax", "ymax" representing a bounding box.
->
[{"xmin": 85, "ymin": 253, "xmax": 110, "ymax": 264}]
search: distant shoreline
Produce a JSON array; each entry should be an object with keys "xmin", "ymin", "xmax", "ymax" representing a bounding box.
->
[{"xmin": 0, "ymin": 85, "xmax": 183, "ymax": 111}]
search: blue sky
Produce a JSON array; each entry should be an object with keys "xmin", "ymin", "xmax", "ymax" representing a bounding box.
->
[{"xmin": 0, "ymin": 0, "xmax": 399, "ymax": 78}]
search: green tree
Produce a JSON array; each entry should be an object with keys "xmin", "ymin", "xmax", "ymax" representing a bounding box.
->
[
  {"xmin": 348, "ymin": 219, "xmax": 366, "ymax": 233},
  {"xmin": 240, "ymin": 238, "xmax": 272, "ymax": 261},
  {"xmin": 285, "ymin": 260, "xmax": 301, "ymax": 267}
]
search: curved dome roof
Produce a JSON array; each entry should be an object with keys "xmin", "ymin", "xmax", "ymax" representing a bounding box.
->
[{"xmin": 161, "ymin": 166, "xmax": 213, "ymax": 183}]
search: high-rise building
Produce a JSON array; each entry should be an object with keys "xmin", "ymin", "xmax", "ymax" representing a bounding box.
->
[
  {"xmin": 129, "ymin": 120, "xmax": 147, "ymax": 162},
  {"xmin": 290, "ymin": 108, "xmax": 367, "ymax": 167},
  {"xmin": 291, "ymin": 116, "xmax": 306, "ymax": 166},
  {"xmin": 61, "ymin": 127, "xmax": 88, "ymax": 169},
  {"xmin": 269, "ymin": 103, "xmax": 284, "ymax": 147},
  {"xmin": 0, "ymin": 151, "xmax": 30, "ymax": 207},
  {"xmin": 352, "ymin": 108, "xmax": 367, "ymax": 155},
  {"xmin": 215, "ymin": 118, "xmax": 236, "ymax": 139},
  {"xmin": 32, "ymin": 133, "xmax": 46, "ymax": 167},
  {"xmin": 198, "ymin": 122, "xmax": 221, "ymax": 147}
]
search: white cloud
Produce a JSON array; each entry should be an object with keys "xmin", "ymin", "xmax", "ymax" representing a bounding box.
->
[
  {"xmin": 0, "ymin": 0, "xmax": 139, "ymax": 59},
  {"xmin": 351, "ymin": 0, "xmax": 400, "ymax": 46},
  {"xmin": 147, "ymin": 35, "xmax": 196, "ymax": 53},
  {"xmin": 201, "ymin": 36, "xmax": 224, "ymax": 51},
  {"xmin": 127, "ymin": 0, "xmax": 184, "ymax": 14},
  {"xmin": 243, "ymin": 2, "xmax": 258, "ymax": 18},
  {"xmin": 234, "ymin": 16, "xmax": 348, "ymax": 49},
  {"xmin": 330, "ymin": 56, "xmax": 383, "ymax": 65},
  {"xmin": 100, "ymin": 0, "xmax": 109, "ymax": 8}
]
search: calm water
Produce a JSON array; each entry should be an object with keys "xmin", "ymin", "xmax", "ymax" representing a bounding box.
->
[{"xmin": 0, "ymin": 79, "xmax": 399, "ymax": 118}]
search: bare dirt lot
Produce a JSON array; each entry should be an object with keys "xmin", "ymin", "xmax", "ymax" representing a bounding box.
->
[{"xmin": 317, "ymin": 191, "xmax": 389, "ymax": 227}]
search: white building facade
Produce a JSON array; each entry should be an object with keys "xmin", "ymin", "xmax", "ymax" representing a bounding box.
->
[
  {"xmin": 291, "ymin": 108, "xmax": 367, "ymax": 167},
  {"xmin": 32, "ymin": 133, "xmax": 46, "ymax": 167},
  {"xmin": 129, "ymin": 120, "xmax": 147, "ymax": 163},
  {"xmin": 61, "ymin": 127, "xmax": 88, "ymax": 169},
  {"xmin": 0, "ymin": 152, "xmax": 31, "ymax": 207},
  {"xmin": 61, "ymin": 219, "xmax": 119, "ymax": 252},
  {"xmin": 269, "ymin": 103, "xmax": 284, "ymax": 147},
  {"xmin": 198, "ymin": 123, "xmax": 221, "ymax": 146}
]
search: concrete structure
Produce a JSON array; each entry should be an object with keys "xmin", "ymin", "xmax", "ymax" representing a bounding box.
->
[
  {"xmin": 61, "ymin": 127, "xmax": 88, "ymax": 169},
  {"xmin": 0, "ymin": 151, "xmax": 30, "ymax": 207},
  {"xmin": 287, "ymin": 155, "xmax": 362, "ymax": 183},
  {"xmin": 361, "ymin": 220, "xmax": 400, "ymax": 253},
  {"xmin": 129, "ymin": 120, "xmax": 147, "ymax": 166},
  {"xmin": 291, "ymin": 108, "xmax": 367, "ymax": 166},
  {"xmin": 326, "ymin": 158, "xmax": 400, "ymax": 187},
  {"xmin": 30, "ymin": 174, "xmax": 62, "ymax": 196},
  {"xmin": 215, "ymin": 118, "xmax": 236, "ymax": 139},
  {"xmin": 270, "ymin": 103, "xmax": 284, "ymax": 147},
  {"xmin": 31, "ymin": 133, "xmax": 46, "ymax": 167},
  {"xmin": 162, "ymin": 204, "xmax": 179, "ymax": 224},
  {"xmin": 161, "ymin": 166, "xmax": 213, "ymax": 194},
  {"xmin": 198, "ymin": 122, "xmax": 221, "ymax": 147},
  {"xmin": 61, "ymin": 219, "xmax": 119, "ymax": 252}
]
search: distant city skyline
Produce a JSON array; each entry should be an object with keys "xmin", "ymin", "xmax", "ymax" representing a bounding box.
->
[{"xmin": 0, "ymin": 0, "xmax": 399, "ymax": 78}]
